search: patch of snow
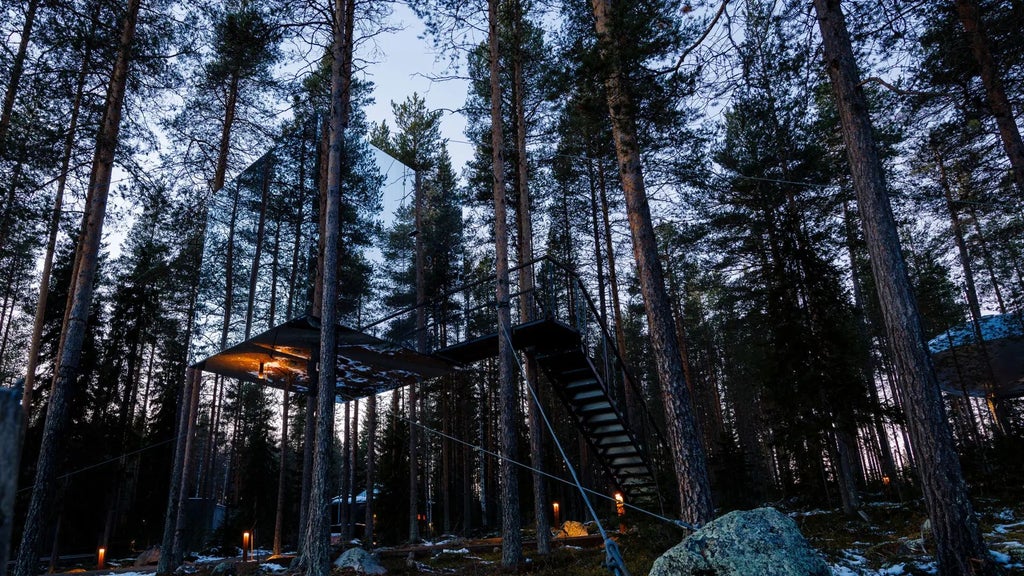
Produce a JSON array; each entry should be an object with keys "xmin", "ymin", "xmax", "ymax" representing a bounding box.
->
[
  {"xmin": 912, "ymin": 560, "xmax": 939, "ymax": 574},
  {"xmin": 194, "ymin": 556, "xmax": 227, "ymax": 564},
  {"xmin": 441, "ymin": 548, "xmax": 469, "ymax": 555},
  {"xmin": 829, "ymin": 565, "xmax": 859, "ymax": 576},
  {"xmin": 879, "ymin": 564, "xmax": 906, "ymax": 575},
  {"xmin": 788, "ymin": 509, "xmax": 830, "ymax": 517},
  {"xmin": 260, "ymin": 564, "xmax": 287, "ymax": 572},
  {"xmin": 994, "ymin": 520, "xmax": 1024, "ymax": 534},
  {"xmin": 994, "ymin": 508, "xmax": 1015, "ymax": 521},
  {"xmin": 1000, "ymin": 541, "xmax": 1023, "ymax": 549},
  {"xmin": 104, "ymin": 572, "xmax": 151, "ymax": 576},
  {"xmin": 840, "ymin": 550, "xmax": 868, "ymax": 566},
  {"xmin": 990, "ymin": 550, "xmax": 1011, "ymax": 563}
]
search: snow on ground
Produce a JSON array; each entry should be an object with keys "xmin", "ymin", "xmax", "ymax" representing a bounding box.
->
[
  {"xmin": 994, "ymin": 521, "xmax": 1024, "ymax": 534},
  {"xmin": 788, "ymin": 509, "xmax": 830, "ymax": 517},
  {"xmin": 800, "ymin": 500, "xmax": 1024, "ymax": 575}
]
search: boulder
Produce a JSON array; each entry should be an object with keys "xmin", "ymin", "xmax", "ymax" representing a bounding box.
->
[
  {"xmin": 561, "ymin": 520, "xmax": 588, "ymax": 538},
  {"xmin": 649, "ymin": 507, "xmax": 831, "ymax": 576},
  {"xmin": 333, "ymin": 547, "xmax": 387, "ymax": 575},
  {"xmin": 134, "ymin": 546, "xmax": 161, "ymax": 567}
]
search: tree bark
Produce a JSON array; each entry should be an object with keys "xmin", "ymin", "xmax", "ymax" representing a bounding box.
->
[
  {"xmin": 488, "ymin": 0, "xmax": 522, "ymax": 564},
  {"xmin": 13, "ymin": 0, "xmax": 141, "ymax": 572},
  {"xmin": 589, "ymin": 0, "xmax": 714, "ymax": 526},
  {"xmin": 954, "ymin": 0, "xmax": 1024, "ymax": 195},
  {"xmin": 245, "ymin": 159, "xmax": 272, "ymax": 339},
  {"xmin": 299, "ymin": 0, "xmax": 346, "ymax": 568},
  {"xmin": 364, "ymin": 393, "xmax": 376, "ymax": 549},
  {"xmin": 934, "ymin": 149, "xmax": 1009, "ymax": 435},
  {"xmin": 0, "ymin": 0, "xmax": 39, "ymax": 151},
  {"xmin": 171, "ymin": 369, "xmax": 202, "ymax": 564},
  {"xmin": 409, "ymin": 170, "xmax": 424, "ymax": 543},
  {"xmin": 20, "ymin": 35, "xmax": 91, "ymax": 437},
  {"xmin": 273, "ymin": 381, "xmax": 290, "ymax": 555},
  {"xmin": 813, "ymin": 0, "xmax": 994, "ymax": 572},
  {"xmin": 1, "ymin": 388, "xmax": 21, "ymax": 576},
  {"xmin": 508, "ymin": 3, "xmax": 549, "ymax": 553}
]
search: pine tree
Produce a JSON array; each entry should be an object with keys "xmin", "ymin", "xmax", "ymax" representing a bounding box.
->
[{"xmin": 813, "ymin": 0, "xmax": 996, "ymax": 572}]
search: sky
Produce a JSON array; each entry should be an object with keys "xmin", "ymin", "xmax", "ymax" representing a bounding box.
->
[{"xmin": 333, "ymin": 1, "xmax": 479, "ymax": 241}]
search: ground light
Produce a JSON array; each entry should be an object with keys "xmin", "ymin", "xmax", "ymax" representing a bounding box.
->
[
  {"xmin": 552, "ymin": 501, "xmax": 560, "ymax": 527},
  {"xmin": 97, "ymin": 548, "xmax": 105, "ymax": 569},
  {"xmin": 243, "ymin": 532, "xmax": 251, "ymax": 562},
  {"xmin": 614, "ymin": 493, "xmax": 626, "ymax": 532}
]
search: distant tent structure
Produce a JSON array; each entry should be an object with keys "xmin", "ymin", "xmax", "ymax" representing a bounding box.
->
[{"xmin": 928, "ymin": 312, "xmax": 1024, "ymax": 399}]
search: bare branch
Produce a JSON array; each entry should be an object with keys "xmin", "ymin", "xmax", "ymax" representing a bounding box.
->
[
  {"xmin": 660, "ymin": 0, "xmax": 729, "ymax": 75},
  {"xmin": 857, "ymin": 76, "xmax": 942, "ymax": 97}
]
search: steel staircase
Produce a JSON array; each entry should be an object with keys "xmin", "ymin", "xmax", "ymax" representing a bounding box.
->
[{"xmin": 434, "ymin": 317, "xmax": 659, "ymax": 505}]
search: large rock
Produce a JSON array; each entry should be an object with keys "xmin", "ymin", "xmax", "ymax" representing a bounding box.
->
[
  {"xmin": 333, "ymin": 547, "xmax": 387, "ymax": 575},
  {"xmin": 649, "ymin": 508, "xmax": 831, "ymax": 576}
]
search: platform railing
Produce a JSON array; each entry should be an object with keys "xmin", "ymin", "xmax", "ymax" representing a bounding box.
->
[{"xmin": 360, "ymin": 256, "xmax": 669, "ymax": 461}]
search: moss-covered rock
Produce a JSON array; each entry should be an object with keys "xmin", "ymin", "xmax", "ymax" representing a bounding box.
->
[{"xmin": 649, "ymin": 508, "xmax": 831, "ymax": 576}]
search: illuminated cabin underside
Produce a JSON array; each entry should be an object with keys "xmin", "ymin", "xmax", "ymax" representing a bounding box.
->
[{"xmin": 192, "ymin": 314, "xmax": 451, "ymax": 401}]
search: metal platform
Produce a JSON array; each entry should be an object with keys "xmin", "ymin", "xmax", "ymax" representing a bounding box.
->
[{"xmin": 193, "ymin": 314, "xmax": 451, "ymax": 399}]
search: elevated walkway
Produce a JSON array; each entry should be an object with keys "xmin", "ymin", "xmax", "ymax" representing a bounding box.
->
[
  {"xmin": 437, "ymin": 317, "xmax": 659, "ymax": 505},
  {"xmin": 194, "ymin": 257, "xmax": 664, "ymax": 505}
]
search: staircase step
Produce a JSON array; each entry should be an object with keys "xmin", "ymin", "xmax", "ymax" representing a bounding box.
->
[
  {"xmin": 585, "ymin": 412, "xmax": 619, "ymax": 425},
  {"xmin": 611, "ymin": 465, "xmax": 650, "ymax": 475},
  {"xmin": 577, "ymin": 400, "xmax": 613, "ymax": 413},
  {"xmin": 534, "ymin": 328, "xmax": 659, "ymax": 509},
  {"xmin": 565, "ymin": 378, "xmax": 599, "ymax": 390},
  {"xmin": 594, "ymin": 434, "xmax": 632, "ymax": 446},
  {"xmin": 570, "ymin": 389, "xmax": 604, "ymax": 402},
  {"xmin": 590, "ymin": 423, "xmax": 627, "ymax": 435}
]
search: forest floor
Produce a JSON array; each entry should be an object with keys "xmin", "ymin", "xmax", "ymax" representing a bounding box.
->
[
  {"xmin": 79, "ymin": 497, "xmax": 1024, "ymax": 576},
  {"xmin": 362, "ymin": 496, "xmax": 1024, "ymax": 575}
]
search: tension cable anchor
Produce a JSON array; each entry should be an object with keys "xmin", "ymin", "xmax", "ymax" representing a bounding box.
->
[{"xmin": 603, "ymin": 537, "xmax": 631, "ymax": 576}]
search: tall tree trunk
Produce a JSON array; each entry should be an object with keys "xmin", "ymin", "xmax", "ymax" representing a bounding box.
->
[
  {"xmin": 340, "ymin": 402, "xmax": 351, "ymax": 542},
  {"xmin": 589, "ymin": 0, "xmax": 713, "ymax": 526},
  {"xmin": 510, "ymin": 3, "xmax": 549, "ymax": 554},
  {"xmin": 1, "ymin": 389, "xmax": 21, "ymax": 576},
  {"xmin": 934, "ymin": 148, "xmax": 1009, "ymax": 433},
  {"xmin": 409, "ymin": 169, "xmax": 424, "ymax": 544},
  {"xmin": 299, "ymin": 0, "xmax": 348, "ymax": 568},
  {"xmin": 245, "ymin": 159, "xmax": 272, "ymax": 339},
  {"xmin": 273, "ymin": 382, "xmax": 290, "ymax": 555},
  {"xmin": 813, "ymin": 0, "xmax": 994, "ymax": 572},
  {"xmin": 13, "ymin": 0, "xmax": 141, "ymax": 571},
  {"xmin": 287, "ymin": 134, "xmax": 308, "ymax": 320},
  {"xmin": 171, "ymin": 369, "xmax": 202, "ymax": 564},
  {"xmin": 954, "ymin": 0, "xmax": 1024, "ymax": 195},
  {"xmin": 297, "ymin": 391, "xmax": 315, "ymax": 554},
  {"xmin": 0, "ymin": 0, "xmax": 39, "ymax": 151},
  {"xmin": 488, "ymin": 0, "xmax": 522, "ymax": 566},
  {"xmin": 348, "ymin": 400, "xmax": 359, "ymax": 539},
  {"xmin": 364, "ymin": 393, "xmax": 376, "ymax": 549},
  {"xmin": 213, "ymin": 73, "xmax": 240, "ymax": 193},
  {"xmin": 20, "ymin": 35, "xmax": 90, "ymax": 436}
]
